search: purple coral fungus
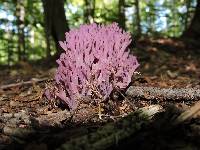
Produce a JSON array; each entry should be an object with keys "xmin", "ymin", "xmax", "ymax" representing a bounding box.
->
[{"xmin": 46, "ymin": 23, "xmax": 139, "ymax": 110}]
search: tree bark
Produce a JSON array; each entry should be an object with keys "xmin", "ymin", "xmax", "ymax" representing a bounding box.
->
[
  {"xmin": 43, "ymin": 6, "xmax": 51, "ymax": 58},
  {"xmin": 185, "ymin": 0, "xmax": 192, "ymax": 30},
  {"xmin": 135, "ymin": 0, "xmax": 141, "ymax": 37},
  {"xmin": 16, "ymin": 0, "xmax": 26, "ymax": 61},
  {"xmin": 42, "ymin": 0, "xmax": 69, "ymax": 54},
  {"xmin": 182, "ymin": 0, "xmax": 200, "ymax": 39},
  {"xmin": 118, "ymin": 0, "xmax": 126, "ymax": 29},
  {"xmin": 84, "ymin": 0, "xmax": 95, "ymax": 23},
  {"xmin": 126, "ymin": 86, "xmax": 200, "ymax": 101}
]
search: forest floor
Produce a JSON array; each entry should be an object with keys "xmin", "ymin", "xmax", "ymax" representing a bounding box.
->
[{"xmin": 0, "ymin": 37, "xmax": 200, "ymax": 150}]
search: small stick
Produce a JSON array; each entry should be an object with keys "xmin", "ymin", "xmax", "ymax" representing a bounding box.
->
[
  {"xmin": 174, "ymin": 100, "xmax": 200, "ymax": 125},
  {"xmin": 0, "ymin": 78, "xmax": 50, "ymax": 90}
]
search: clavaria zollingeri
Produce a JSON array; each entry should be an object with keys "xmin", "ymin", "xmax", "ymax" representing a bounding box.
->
[{"xmin": 45, "ymin": 23, "xmax": 139, "ymax": 110}]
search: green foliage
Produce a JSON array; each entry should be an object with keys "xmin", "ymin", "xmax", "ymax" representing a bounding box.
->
[{"xmin": 0, "ymin": 0, "xmax": 198, "ymax": 65}]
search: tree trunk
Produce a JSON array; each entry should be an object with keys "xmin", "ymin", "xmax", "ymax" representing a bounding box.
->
[
  {"xmin": 185, "ymin": 0, "xmax": 191, "ymax": 30},
  {"xmin": 84, "ymin": 0, "xmax": 95, "ymax": 23},
  {"xmin": 145, "ymin": 2, "xmax": 156, "ymax": 35},
  {"xmin": 182, "ymin": 0, "xmax": 200, "ymax": 39},
  {"xmin": 135, "ymin": 0, "xmax": 141, "ymax": 37},
  {"xmin": 118, "ymin": 0, "xmax": 126, "ymax": 29},
  {"xmin": 16, "ymin": 0, "xmax": 26, "ymax": 61},
  {"xmin": 7, "ymin": 40, "xmax": 12, "ymax": 66},
  {"xmin": 45, "ymin": 26, "xmax": 51, "ymax": 58},
  {"xmin": 42, "ymin": 0, "xmax": 69, "ymax": 55},
  {"xmin": 43, "ymin": 3, "xmax": 51, "ymax": 58}
]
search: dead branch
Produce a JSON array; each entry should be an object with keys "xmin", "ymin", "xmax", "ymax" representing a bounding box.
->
[
  {"xmin": 0, "ymin": 78, "xmax": 50, "ymax": 90},
  {"xmin": 174, "ymin": 100, "xmax": 200, "ymax": 125},
  {"xmin": 126, "ymin": 86, "xmax": 200, "ymax": 101}
]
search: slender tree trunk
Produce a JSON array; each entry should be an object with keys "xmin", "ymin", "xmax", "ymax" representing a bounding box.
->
[
  {"xmin": 42, "ymin": 1, "xmax": 51, "ymax": 58},
  {"xmin": 173, "ymin": 1, "xmax": 180, "ymax": 37},
  {"xmin": 84, "ymin": 0, "xmax": 95, "ymax": 23},
  {"xmin": 182, "ymin": 0, "xmax": 200, "ymax": 39},
  {"xmin": 185, "ymin": 0, "xmax": 191, "ymax": 30},
  {"xmin": 16, "ymin": 0, "xmax": 26, "ymax": 61},
  {"xmin": 91, "ymin": 0, "xmax": 95, "ymax": 22},
  {"xmin": 118, "ymin": 0, "xmax": 126, "ymax": 29},
  {"xmin": 45, "ymin": 31, "xmax": 51, "ymax": 58},
  {"xmin": 42, "ymin": 0, "xmax": 69, "ymax": 55},
  {"xmin": 146, "ymin": 3, "xmax": 155, "ymax": 35},
  {"xmin": 7, "ymin": 40, "xmax": 11, "ymax": 66},
  {"xmin": 84, "ymin": 0, "xmax": 89, "ymax": 23},
  {"xmin": 5, "ymin": 23, "xmax": 13, "ymax": 65},
  {"xmin": 135, "ymin": 0, "xmax": 141, "ymax": 37}
]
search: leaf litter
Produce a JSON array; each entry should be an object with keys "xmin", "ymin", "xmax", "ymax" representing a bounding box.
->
[{"xmin": 0, "ymin": 38, "xmax": 200, "ymax": 150}]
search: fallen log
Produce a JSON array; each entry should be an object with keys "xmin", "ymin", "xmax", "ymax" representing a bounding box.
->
[
  {"xmin": 2, "ymin": 79, "xmax": 199, "ymax": 101},
  {"xmin": 58, "ymin": 105, "xmax": 163, "ymax": 150},
  {"xmin": 126, "ymin": 86, "xmax": 200, "ymax": 101}
]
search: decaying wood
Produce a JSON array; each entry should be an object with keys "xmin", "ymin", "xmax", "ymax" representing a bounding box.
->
[
  {"xmin": 1, "ymin": 110, "xmax": 72, "ymax": 139},
  {"xmin": 126, "ymin": 86, "xmax": 200, "ymax": 101},
  {"xmin": 174, "ymin": 100, "xmax": 200, "ymax": 125},
  {"xmin": 0, "ymin": 110, "xmax": 73, "ymax": 149},
  {"xmin": 58, "ymin": 105, "xmax": 163, "ymax": 150},
  {"xmin": 2, "ymin": 79, "xmax": 199, "ymax": 101},
  {"xmin": 126, "ymin": 86, "xmax": 200, "ymax": 126},
  {"xmin": 0, "ymin": 78, "xmax": 50, "ymax": 90},
  {"xmin": 3, "ymin": 126, "xmax": 36, "ymax": 138}
]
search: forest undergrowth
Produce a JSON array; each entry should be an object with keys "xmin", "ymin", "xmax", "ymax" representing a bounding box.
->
[{"xmin": 0, "ymin": 37, "xmax": 200, "ymax": 150}]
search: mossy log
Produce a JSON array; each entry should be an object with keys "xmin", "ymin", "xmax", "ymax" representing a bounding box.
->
[{"xmin": 57, "ymin": 105, "xmax": 162, "ymax": 150}]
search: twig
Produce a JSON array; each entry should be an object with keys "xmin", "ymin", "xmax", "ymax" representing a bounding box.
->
[
  {"xmin": 174, "ymin": 100, "xmax": 200, "ymax": 125},
  {"xmin": 126, "ymin": 86, "xmax": 200, "ymax": 101},
  {"xmin": 0, "ymin": 78, "xmax": 50, "ymax": 90}
]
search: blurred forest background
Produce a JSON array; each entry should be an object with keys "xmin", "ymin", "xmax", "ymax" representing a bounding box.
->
[
  {"xmin": 0, "ymin": 0, "xmax": 199, "ymax": 66},
  {"xmin": 0, "ymin": 1, "xmax": 200, "ymax": 149}
]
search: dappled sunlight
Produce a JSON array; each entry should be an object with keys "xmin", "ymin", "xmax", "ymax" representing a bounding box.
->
[{"xmin": 0, "ymin": 0, "xmax": 200, "ymax": 149}]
